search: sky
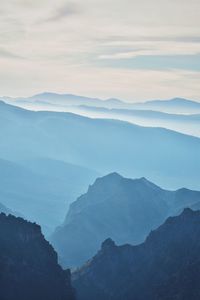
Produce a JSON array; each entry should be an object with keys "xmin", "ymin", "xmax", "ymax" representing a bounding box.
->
[{"xmin": 0, "ymin": 0, "xmax": 200, "ymax": 102}]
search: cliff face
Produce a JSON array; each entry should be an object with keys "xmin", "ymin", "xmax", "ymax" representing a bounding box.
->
[
  {"xmin": 0, "ymin": 213, "xmax": 75, "ymax": 300},
  {"xmin": 73, "ymin": 209, "xmax": 200, "ymax": 300}
]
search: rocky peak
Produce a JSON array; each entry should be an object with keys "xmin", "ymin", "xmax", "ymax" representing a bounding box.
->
[{"xmin": 101, "ymin": 238, "xmax": 116, "ymax": 251}]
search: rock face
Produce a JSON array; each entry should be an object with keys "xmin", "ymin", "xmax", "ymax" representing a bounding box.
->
[
  {"xmin": 0, "ymin": 213, "xmax": 75, "ymax": 300},
  {"xmin": 51, "ymin": 173, "xmax": 200, "ymax": 267},
  {"xmin": 73, "ymin": 209, "xmax": 200, "ymax": 300}
]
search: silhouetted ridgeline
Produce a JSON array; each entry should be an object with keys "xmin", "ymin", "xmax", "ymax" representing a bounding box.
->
[
  {"xmin": 73, "ymin": 208, "xmax": 200, "ymax": 300},
  {"xmin": 0, "ymin": 213, "xmax": 75, "ymax": 300},
  {"xmin": 0, "ymin": 100, "xmax": 200, "ymax": 190}
]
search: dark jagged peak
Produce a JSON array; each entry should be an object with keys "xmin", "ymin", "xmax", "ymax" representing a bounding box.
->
[
  {"xmin": 145, "ymin": 208, "xmax": 200, "ymax": 247},
  {"xmin": 73, "ymin": 208, "xmax": 200, "ymax": 300},
  {"xmin": 181, "ymin": 207, "xmax": 197, "ymax": 215},
  {"xmin": 167, "ymin": 207, "xmax": 200, "ymax": 223},
  {"xmin": 101, "ymin": 238, "xmax": 116, "ymax": 251},
  {"xmin": 0, "ymin": 212, "xmax": 42, "ymax": 237},
  {"xmin": 0, "ymin": 213, "xmax": 75, "ymax": 300}
]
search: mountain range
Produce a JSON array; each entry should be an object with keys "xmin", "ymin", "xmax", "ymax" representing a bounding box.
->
[
  {"xmin": 1, "ymin": 92, "xmax": 200, "ymax": 299},
  {"xmin": 0, "ymin": 100, "xmax": 199, "ymax": 191},
  {"xmin": 133, "ymin": 97, "xmax": 200, "ymax": 114},
  {"xmin": 2, "ymin": 93, "xmax": 200, "ymax": 114},
  {"xmin": 73, "ymin": 105, "xmax": 200, "ymax": 137},
  {"xmin": 73, "ymin": 208, "xmax": 200, "ymax": 300},
  {"xmin": 51, "ymin": 173, "xmax": 200, "ymax": 267},
  {"xmin": 2, "ymin": 93, "xmax": 123, "ymax": 110},
  {"xmin": 3, "ymin": 93, "xmax": 200, "ymax": 137}
]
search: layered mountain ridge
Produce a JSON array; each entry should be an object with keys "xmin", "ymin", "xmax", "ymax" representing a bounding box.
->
[
  {"xmin": 0, "ymin": 100, "xmax": 199, "ymax": 191},
  {"xmin": 51, "ymin": 173, "xmax": 200, "ymax": 267},
  {"xmin": 2, "ymin": 93, "xmax": 200, "ymax": 113}
]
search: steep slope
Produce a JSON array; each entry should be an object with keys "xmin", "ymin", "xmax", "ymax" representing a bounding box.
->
[
  {"xmin": 0, "ymin": 213, "xmax": 75, "ymax": 300},
  {"xmin": 0, "ymin": 157, "xmax": 98, "ymax": 235},
  {"xmin": 73, "ymin": 209, "xmax": 200, "ymax": 300},
  {"xmin": 0, "ymin": 101, "xmax": 200, "ymax": 190},
  {"xmin": 51, "ymin": 173, "xmax": 200, "ymax": 267}
]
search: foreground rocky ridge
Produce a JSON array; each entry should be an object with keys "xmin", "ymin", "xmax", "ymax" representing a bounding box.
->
[
  {"xmin": 73, "ymin": 208, "xmax": 200, "ymax": 300},
  {"xmin": 0, "ymin": 213, "xmax": 75, "ymax": 300}
]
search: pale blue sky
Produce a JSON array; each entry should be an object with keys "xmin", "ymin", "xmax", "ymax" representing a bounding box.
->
[{"xmin": 0, "ymin": 0, "xmax": 199, "ymax": 101}]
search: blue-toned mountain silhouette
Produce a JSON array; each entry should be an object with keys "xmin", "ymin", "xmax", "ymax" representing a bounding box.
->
[
  {"xmin": 51, "ymin": 173, "xmax": 200, "ymax": 267},
  {"xmin": 0, "ymin": 213, "xmax": 75, "ymax": 300},
  {"xmin": 73, "ymin": 208, "xmax": 200, "ymax": 300},
  {"xmin": 0, "ymin": 100, "xmax": 199, "ymax": 191}
]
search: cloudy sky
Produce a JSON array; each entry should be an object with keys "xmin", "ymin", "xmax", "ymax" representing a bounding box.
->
[{"xmin": 0, "ymin": 0, "xmax": 200, "ymax": 101}]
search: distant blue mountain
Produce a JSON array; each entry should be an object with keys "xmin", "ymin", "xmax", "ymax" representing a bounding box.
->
[
  {"xmin": 76, "ymin": 105, "xmax": 200, "ymax": 137},
  {"xmin": 78, "ymin": 104, "xmax": 200, "ymax": 121},
  {"xmin": 51, "ymin": 173, "xmax": 200, "ymax": 267},
  {"xmin": 2, "ymin": 92, "xmax": 122, "ymax": 109},
  {"xmin": 2, "ymin": 94, "xmax": 200, "ymax": 137},
  {"xmin": 2, "ymin": 93, "xmax": 200, "ymax": 113},
  {"xmin": 0, "ymin": 100, "xmax": 199, "ymax": 190},
  {"xmin": 134, "ymin": 97, "xmax": 200, "ymax": 113},
  {"xmin": 145, "ymin": 97, "xmax": 200, "ymax": 108}
]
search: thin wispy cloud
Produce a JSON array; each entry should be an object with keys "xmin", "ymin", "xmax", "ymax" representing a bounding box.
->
[
  {"xmin": 44, "ymin": 2, "xmax": 80, "ymax": 23},
  {"xmin": 98, "ymin": 41, "xmax": 200, "ymax": 59},
  {"xmin": 0, "ymin": 48, "xmax": 25, "ymax": 60}
]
